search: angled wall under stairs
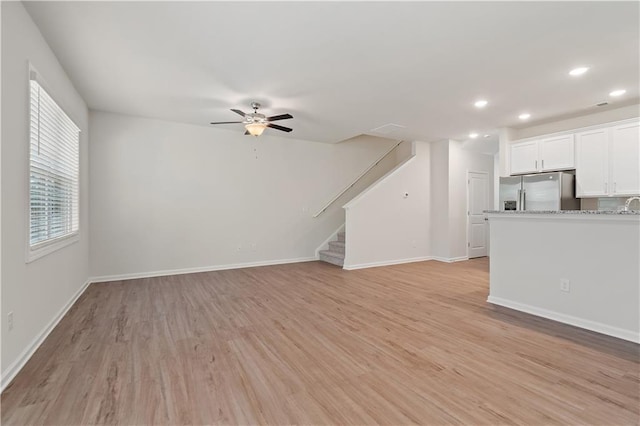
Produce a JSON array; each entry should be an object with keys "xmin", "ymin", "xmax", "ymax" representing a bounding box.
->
[{"xmin": 342, "ymin": 141, "xmax": 432, "ymax": 269}]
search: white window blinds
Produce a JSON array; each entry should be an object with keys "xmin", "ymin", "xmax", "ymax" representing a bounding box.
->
[{"xmin": 29, "ymin": 77, "xmax": 80, "ymax": 248}]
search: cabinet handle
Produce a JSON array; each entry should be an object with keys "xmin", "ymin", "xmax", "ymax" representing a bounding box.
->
[
  {"xmin": 542, "ymin": 159, "xmax": 544, "ymax": 169},
  {"xmin": 605, "ymin": 182, "xmax": 608, "ymax": 193},
  {"xmin": 535, "ymin": 160, "xmax": 538, "ymax": 170},
  {"xmin": 614, "ymin": 182, "xmax": 617, "ymax": 193}
]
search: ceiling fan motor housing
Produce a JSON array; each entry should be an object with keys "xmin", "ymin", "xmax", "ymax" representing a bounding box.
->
[{"xmin": 248, "ymin": 113, "xmax": 267, "ymax": 123}]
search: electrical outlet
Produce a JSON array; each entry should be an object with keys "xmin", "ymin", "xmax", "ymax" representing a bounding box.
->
[
  {"xmin": 8, "ymin": 312, "xmax": 14, "ymax": 331},
  {"xmin": 560, "ymin": 279, "xmax": 570, "ymax": 293},
  {"xmin": 250, "ymin": 243, "xmax": 257, "ymax": 252}
]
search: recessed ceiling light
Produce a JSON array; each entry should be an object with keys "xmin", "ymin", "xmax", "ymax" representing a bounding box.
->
[
  {"xmin": 469, "ymin": 132, "xmax": 479, "ymax": 139},
  {"xmin": 474, "ymin": 100, "xmax": 488, "ymax": 108},
  {"xmin": 569, "ymin": 67, "xmax": 589, "ymax": 76},
  {"xmin": 609, "ymin": 89, "xmax": 626, "ymax": 97},
  {"xmin": 519, "ymin": 113, "xmax": 531, "ymax": 120}
]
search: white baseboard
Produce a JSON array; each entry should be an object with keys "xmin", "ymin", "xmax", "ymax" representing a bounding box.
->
[
  {"xmin": 1, "ymin": 278, "xmax": 92, "ymax": 392},
  {"xmin": 89, "ymin": 256, "xmax": 318, "ymax": 283},
  {"xmin": 344, "ymin": 256, "xmax": 432, "ymax": 270},
  {"xmin": 431, "ymin": 256, "xmax": 469, "ymax": 263},
  {"xmin": 487, "ymin": 296, "xmax": 640, "ymax": 344}
]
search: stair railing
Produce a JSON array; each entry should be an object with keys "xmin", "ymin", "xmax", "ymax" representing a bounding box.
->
[{"xmin": 312, "ymin": 140, "xmax": 404, "ymax": 218}]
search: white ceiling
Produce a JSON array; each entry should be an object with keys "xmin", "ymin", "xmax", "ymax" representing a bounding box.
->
[{"xmin": 24, "ymin": 1, "xmax": 640, "ymax": 145}]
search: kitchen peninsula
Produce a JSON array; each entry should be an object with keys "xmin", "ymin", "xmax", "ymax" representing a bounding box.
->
[{"xmin": 486, "ymin": 210, "xmax": 640, "ymax": 343}]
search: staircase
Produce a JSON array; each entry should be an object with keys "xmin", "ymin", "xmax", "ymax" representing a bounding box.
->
[{"xmin": 319, "ymin": 231, "xmax": 346, "ymax": 267}]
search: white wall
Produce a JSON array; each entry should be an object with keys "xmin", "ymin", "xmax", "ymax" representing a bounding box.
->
[
  {"xmin": 394, "ymin": 140, "xmax": 413, "ymax": 164},
  {"xmin": 493, "ymin": 153, "xmax": 500, "ymax": 209},
  {"xmin": 512, "ymin": 103, "xmax": 640, "ymax": 140},
  {"xmin": 497, "ymin": 127, "xmax": 516, "ymax": 178},
  {"xmin": 1, "ymin": 2, "xmax": 90, "ymax": 384},
  {"xmin": 448, "ymin": 140, "xmax": 494, "ymax": 260},
  {"xmin": 429, "ymin": 140, "xmax": 450, "ymax": 259},
  {"xmin": 343, "ymin": 142, "xmax": 431, "ymax": 269},
  {"xmin": 89, "ymin": 111, "xmax": 398, "ymax": 278},
  {"xmin": 429, "ymin": 139, "xmax": 494, "ymax": 261},
  {"xmin": 488, "ymin": 213, "xmax": 640, "ymax": 343}
]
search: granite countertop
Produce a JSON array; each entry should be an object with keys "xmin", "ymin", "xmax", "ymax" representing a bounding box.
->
[{"xmin": 485, "ymin": 210, "xmax": 640, "ymax": 215}]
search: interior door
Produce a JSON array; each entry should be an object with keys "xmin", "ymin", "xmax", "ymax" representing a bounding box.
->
[{"xmin": 468, "ymin": 171, "xmax": 489, "ymax": 259}]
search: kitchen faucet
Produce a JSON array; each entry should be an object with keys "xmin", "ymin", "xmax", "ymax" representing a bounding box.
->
[{"xmin": 624, "ymin": 196, "xmax": 640, "ymax": 211}]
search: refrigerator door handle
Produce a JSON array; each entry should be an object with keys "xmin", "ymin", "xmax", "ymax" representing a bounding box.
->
[{"xmin": 522, "ymin": 190, "xmax": 526, "ymax": 210}]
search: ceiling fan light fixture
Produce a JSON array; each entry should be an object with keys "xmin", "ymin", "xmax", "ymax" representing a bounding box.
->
[
  {"xmin": 211, "ymin": 102, "xmax": 292, "ymax": 135},
  {"xmin": 245, "ymin": 122, "xmax": 266, "ymax": 136}
]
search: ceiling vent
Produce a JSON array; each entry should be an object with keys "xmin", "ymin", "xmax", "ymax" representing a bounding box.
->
[{"xmin": 371, "ymin": 123, "xmax": 405, "ymax": 135}]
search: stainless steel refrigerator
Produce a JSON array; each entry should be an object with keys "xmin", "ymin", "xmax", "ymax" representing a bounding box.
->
[{"xmin": 499, "ymin": 172, "xmax": 579, "ymax": 211}]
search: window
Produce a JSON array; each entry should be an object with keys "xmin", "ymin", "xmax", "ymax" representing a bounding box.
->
[{"xmin": 28, "ymin": 70, "xmax": 80, "ymax": 259}]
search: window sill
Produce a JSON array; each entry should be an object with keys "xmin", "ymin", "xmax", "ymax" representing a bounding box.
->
[{"xmin": 26, "ymin": 233, "xmax": 80, "ymax": 263}]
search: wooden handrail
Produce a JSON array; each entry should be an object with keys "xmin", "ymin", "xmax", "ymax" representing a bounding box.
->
[{"xmin": 312, "ymin": 140, "xmax": 404, "ymax": 218}]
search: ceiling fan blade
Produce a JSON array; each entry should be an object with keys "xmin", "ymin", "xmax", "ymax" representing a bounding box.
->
[
  {"xmin": 267, "ymin": 123, "xmax": 293, "ymax": 133},
  {"xmin": 230, "ymin": 109, "xmax": 246, "ymax": 117},
  {"xmin": 267, "ymin": 113, "xmax": 293, "ymax": 122},
  {"xmin": 210, "ymin": 121, "xmax": 244, "ymax": 124}
]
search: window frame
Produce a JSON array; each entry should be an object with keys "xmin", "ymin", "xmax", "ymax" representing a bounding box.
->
[{"xmin": 26, "ymin": 64, "xmax": 81, "ymax": 263}]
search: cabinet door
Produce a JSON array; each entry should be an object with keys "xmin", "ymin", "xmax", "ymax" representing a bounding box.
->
[
  {"xmin": 575, "ymin": 129, "xmax": 609, "ymax": 197},
  {"xmin": 510, "ymin": 141, "xmax": 539, "ymax": 175},
  {"xmin": 610, "ymin": 122, "xmax": 640, "ymax": 196},
  {"xmin": 540, "ymin": 134, "xmax": 575, "ymax": 171}
]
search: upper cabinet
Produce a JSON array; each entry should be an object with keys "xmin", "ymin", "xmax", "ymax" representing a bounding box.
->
[
  {"xmin": 510, "ymin": 141, "xmax": 539, "ymax": 174},
  {"xmin": 510, "ymin": 135, "xmax": 575, "ymax": 175},
  {"xmin": 610, "ymin": 122, "xmax": 640, "ymax": 196},
  {"xmin": 539, "ymin": 135, "xmax": 575, "ymax": 172},
  {"xmin": 576, "ymin": 129, "xmax": 609, "ymax": 197},
  {"xmin": 576, "ymin": 121, "xmax": 640, "ymax": 197}
]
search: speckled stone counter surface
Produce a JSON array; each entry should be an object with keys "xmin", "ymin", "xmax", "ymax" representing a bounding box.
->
[{"xmin": 485, "ymin": 210, "xmax": 640, "ymax": 215}]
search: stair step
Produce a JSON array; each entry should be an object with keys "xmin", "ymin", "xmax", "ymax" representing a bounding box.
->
[
  {"xmin": 337, "ymin": 231, "xmax": 346, "ymax": 242},
  {"xmin": 328, "ymin": 241, "xmax": 345, "ymax": 254},
  {"xmin": 319, "ymin": 250, "xmax": 344, "ymax": 267}
]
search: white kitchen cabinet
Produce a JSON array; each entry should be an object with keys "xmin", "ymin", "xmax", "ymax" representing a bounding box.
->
[
  {"xmin": 576, "ymin": 121, "xmax": 640, "ymax": 197},
  {"xmin": 510, "ymin": 135, "xmax": 575, "ymax": 175},
  {"xmin": 576, "ymin": 129, "xmax": 609, "ymax": 197},
  {"xmin": 539, "ymin": 134, "xmax": 575, "ymax": 171},
  {"xmin": 510, "ymin": 141, "xmax": 539, "ymax": 175},
  {"xmin": 610, "ymin": 122, "xmax": 640, "ymax": 196}
]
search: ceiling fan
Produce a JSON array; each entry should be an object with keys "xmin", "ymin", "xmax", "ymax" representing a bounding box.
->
[{"xmin": 210, "ymin": 102, "xmax": 293, "ymax": 136}]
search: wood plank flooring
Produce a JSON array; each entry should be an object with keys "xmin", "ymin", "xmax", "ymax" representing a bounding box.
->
[{"xmin": 2, "ymin": 258, "xmax": 639, "ymax": 425}]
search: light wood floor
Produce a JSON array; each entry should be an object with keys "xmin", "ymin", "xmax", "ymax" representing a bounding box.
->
[{"xmin": 2, "ymin": 258, "xmax": 639, "ymax": 425}]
